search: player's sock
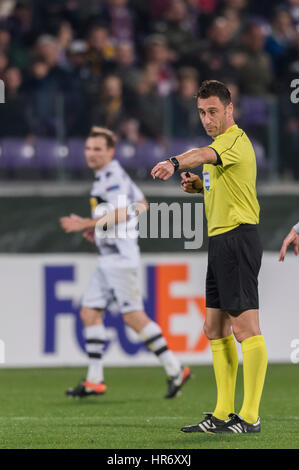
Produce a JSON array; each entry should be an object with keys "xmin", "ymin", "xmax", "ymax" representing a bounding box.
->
[
  {"xmin": 239, "ymin": 335, "xmax": 268, "ymax": 424},
  {"xmin": 139, "ymin": 321, "xmax": 181, "ymax": 377},
  {"xmin": 210, "ymin": 334, "xmax": 239, "ymax": 421},
  {"xmin": 84, "ymin": 325, "xmax": 106, "ymax": 384}
]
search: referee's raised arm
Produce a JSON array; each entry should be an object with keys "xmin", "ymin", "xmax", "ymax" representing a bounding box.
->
[{"xmin": 151, "ymin": 147, "xmax": 217, "ymax": 181}]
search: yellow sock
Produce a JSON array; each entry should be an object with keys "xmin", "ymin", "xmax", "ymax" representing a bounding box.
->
[
  {"xmin": 239, "ymin": 335, "xmax": 268, "ymax": 424},
  {"xmin": 210, "ymin": 334, "xmax": 238, "ymax": 421}
]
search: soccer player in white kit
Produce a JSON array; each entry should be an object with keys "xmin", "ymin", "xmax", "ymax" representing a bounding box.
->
[{"xmin": 60, "ymin": 127, "xmax": 190, "ymax": 398}]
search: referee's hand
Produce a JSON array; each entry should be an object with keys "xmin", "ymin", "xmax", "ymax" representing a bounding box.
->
[
  {"xmin": 151, "ymin": 160, "xmax": 174, "ymax": 180},
  {"xmin": 181, "ymin": 172, "xmax": 203, "ymax": 193}
]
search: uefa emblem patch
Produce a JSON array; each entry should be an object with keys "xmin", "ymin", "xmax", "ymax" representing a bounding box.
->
[{"xmin": 203, "ymin": 171, "xmax": 211, "ymax": 190}]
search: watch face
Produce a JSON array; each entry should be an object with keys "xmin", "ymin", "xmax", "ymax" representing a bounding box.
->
[{"xmin": 170, "ymin": 157, "xmax": 178, "ymax": 168}]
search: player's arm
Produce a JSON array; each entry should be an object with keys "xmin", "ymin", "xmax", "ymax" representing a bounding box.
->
[
  {"xmin": 82, "ymin": 228, "xmax": 95, "ymax": 243},
  {"xmin": 95, "ymin": 198, "xmax": 148, "ymax": 230},
  {"xmin": 60, "ymin": 214, "xmax": 97, "ymax": 233},
  {"xmin": 279, "ymin": 223, "xmax": 299, "ymax": 261},
  {"xmin": 151, "ymin": 147, "xmax": 217, "ymax": 181},
  {"xmin": 60, "ymin": 210, "xmax": 131, "ymax": 233},
  {"xmin": 60, "ymin": 199, "xmax": 149, "ymax": 233}
]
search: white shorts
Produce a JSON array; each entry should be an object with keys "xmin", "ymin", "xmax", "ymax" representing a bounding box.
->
[{"xmin": 81, "ymin": 260, "xmax": 144, "ymax": 313}]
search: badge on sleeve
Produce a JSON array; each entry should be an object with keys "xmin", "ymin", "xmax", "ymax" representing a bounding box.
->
[
  {"xmin": 203, "ymin": 171, "xmax": 211, "ymax": 190},
  {"xmin": 106, "ymin": 185, "xmax": 120, "ymax": 191}
]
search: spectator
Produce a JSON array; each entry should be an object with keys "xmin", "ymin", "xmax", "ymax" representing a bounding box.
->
[
  {"xmin": 110, "ymin": 41, "xmax": 140, "ymax": 96},
  {"xmin": 150, "ymin": 0, "xmax": 171, "ymax": 21},
  {"xmin": 118, "ymin": 118, "xmax": 142, "ymax": 145},
  {"xmin": 103, "ymin": 0, "xmax": 135, "ymax": 42},
  {"xmin": 0, "ymin": 0, "xmax": 295, "ymax": 182},
  {"xmin": 221, "ymin": 0, "xmax": 248, "ymax": 15},
  {"xmin": 220, "ymin": 5, "xmax": 243, "ymax": 40},
  {"xmin": 90, "ymin": 74, "xmax": 128, "ymax": 131},
  {"xmin": 234, "ymin": 23, "xmax": 273, "ymax": 95},
  {"xmin": 226, "ymin": 80, "xmax": 242, "ymax": 122},
  {"xmin": 0, "ymin": 66, "xmax": 31, "ymax": 137},
  {"xmin": 66, "ymin": 39, "xmax": 90, "ymax": 84},
  {"xmin": 168, "ymin": 66, "xmax": 200, "ymax": 137},
  {"xmin": 128, "ymin": 0, "xmax": 151, "ymax": 43},
  {"xmin": 25, "ymin": 35, "xmax": 70, "ymax": 135},
  {"xmin": 199, "ymin": 17, "xmax": 237, "ymax": 82},
  {"xmin": 247, "ymin": 0, "xmax": 282, "ymax": 18},
  {"xmin": 153, "ymin": 0, "xmax": 200, "ymax": 63},
  {"xmin": 84, "ymin": 23, "xmax": 116, "ymax": 100},
  {"xmin": 266, "ymin": 8, "xmax": 295, "ymax": 69},
  {"xmin": 35, "ymin": 34, "xmax": 59, "ymax": 67},
  {"xmin": 0, "ymin": 25, "xmax": 10, "ymax": 53},
  {"xmin": 197, "ymin": 0, "xmax": 218, "ymax": 14},
  {"xmin": 278, "ymin": 30, "xmax": 299, "ymax": 88},
  {"xmin": 86, "ymin": 23, "xmax": 116, "ymax": 62},
  {"xmin": 197, "ymin": 0, "xmax": 220, "ymax": 36},
  {"xmin": 64, "ymin": 40, "xmax": 90, "ymax": 136},
  {"xmin": 279, "ymin": 99, "xmax": 299, "ymax": 180},
  {"xmin": 0, "ymin": 0, "xmax": 15, "ymax": 19},
  {"xmin": 288, "ymin": 0, "xmax": 299, "ymax": 27},
  {"xmin": 0, "ymin": 51, "xmax": 8, "ymax": 78},
  {"xmin": 278, "ymin": 30, "xmax": 299, "ymax": 180},
  {"xmin": 56, "ymin": 21, "xmax": 74, "ymax": 69},
  {"xmin": 7, "ymin": 0, "xmax": 36, "ymax": 45},
  {"xmin": 144, "ymin": 34, "xmax": 176, "ymax": 96},
  {"xmin": 131, "ymin": 62, "xmax": 165, "ymax": 139},
  {"xmin": 0, "ymin": 22, "xmax": 29, "ymax": 70}
]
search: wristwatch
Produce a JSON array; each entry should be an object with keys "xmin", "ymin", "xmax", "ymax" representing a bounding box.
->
[{"xmin": 168, "ymin": 157, "xmax": 180, "ymax": 172}]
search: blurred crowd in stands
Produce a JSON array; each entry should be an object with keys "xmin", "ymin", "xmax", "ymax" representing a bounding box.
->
[{"xmin": 0, "ymin": 0, "xmax": 299, "ymax": 179}]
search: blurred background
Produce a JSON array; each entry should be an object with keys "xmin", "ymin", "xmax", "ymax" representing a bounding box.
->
[
  {"xmin": 0, "ymin": 0, "xmax": 298, "ymax": 368},
  {"xmin": 0, "ymin": 0, "xmax": 298, "ymax": 252},
  {"xmin": 0, "ymin": 0, "xmax": 298, "ymax": 182}
]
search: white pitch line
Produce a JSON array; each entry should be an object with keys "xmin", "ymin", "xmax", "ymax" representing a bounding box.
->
[
  {"xmin": 0, "ymin": 416, "xmax": 298, "ymax": 422},
  {"xmin": 0, "ymin": 416, "xmax": 194, "ymax": 421}
]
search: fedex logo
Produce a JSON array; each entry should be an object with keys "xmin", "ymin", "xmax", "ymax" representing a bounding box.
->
[{"xmin": 44, "ymin": 264, "xmax": 208, "ymax": 356}]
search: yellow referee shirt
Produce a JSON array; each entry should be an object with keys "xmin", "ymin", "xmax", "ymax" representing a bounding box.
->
[{"xmin": 203, "ymin": 124, "xmax": 260, "ymax": 237}]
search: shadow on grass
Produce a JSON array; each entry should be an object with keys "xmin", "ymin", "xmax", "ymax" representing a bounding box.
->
[
  {"xmin": 54, "ymin": 399, "xmax": 128, "ymax": 407},
  {"xmin": 53, "ymin": 396, "xmax": 158, "ymax": 407}
]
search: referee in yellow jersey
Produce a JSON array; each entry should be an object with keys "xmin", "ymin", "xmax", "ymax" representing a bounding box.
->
[{"xmin": 151, "ymin": 80, "xmax": 267, "ymax": 434}]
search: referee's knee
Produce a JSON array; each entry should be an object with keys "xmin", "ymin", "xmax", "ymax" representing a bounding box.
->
[
  {"xmin": 232, "ymin": 326, "xmax": 261, "ymax": 343},
  {"xmin": 203, "ymin": 323, "xmax": 231, "ymax": 341}
]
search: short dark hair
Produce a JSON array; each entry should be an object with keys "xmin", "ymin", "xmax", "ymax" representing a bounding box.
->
[
  {"xmin": 88, "ymin": 126, "xmax": 117, "ymax": 148},
  {"xmin": 197, "ymin": 80, "xmax": 231, "ymax": 106}
]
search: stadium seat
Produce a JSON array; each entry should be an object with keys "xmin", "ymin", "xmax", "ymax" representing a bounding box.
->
[
  {"xmin": 115, "ymin": 141, "xmax": 137, "ymax": 169},
  {"xmin": 135, "ymin": 139, "xmax": 165, "ymax": 168},
  {"xmin": 115, "ymin": 139, "xmax": 166, "ymax": 180},
  {"xmin": 0, "ymin": 138, "xmax": 36, "ymax": 169},
  {"xmin": 34, "ymin": 138, "xmax": 68, "ymax": 169},
  {"xmin": 67, "ymin": 138, "xmax": 86, "ymax": 169}
]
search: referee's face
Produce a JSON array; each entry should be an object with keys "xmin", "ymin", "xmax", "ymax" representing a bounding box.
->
[
  {"xmin": 197, "ymin": 96, "xmax": 233, "ymax": 138},
  {"xmin": 85, "ymin": 136, "xmax": 114, "ymax": 172}
]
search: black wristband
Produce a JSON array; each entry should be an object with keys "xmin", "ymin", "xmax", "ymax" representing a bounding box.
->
[{"xmin": 168, "ymin": 157, "xmax": 179, "ymax": 172}]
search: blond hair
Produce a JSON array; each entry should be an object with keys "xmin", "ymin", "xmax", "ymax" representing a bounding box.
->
[{"xmin": 88, "ymin": 126, "xmax": 117, "ymax": 148}]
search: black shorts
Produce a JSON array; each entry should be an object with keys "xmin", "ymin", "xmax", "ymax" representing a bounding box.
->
[{"xmin": 206, "ymin": 224, "xmax": 263, "ymax": 312}]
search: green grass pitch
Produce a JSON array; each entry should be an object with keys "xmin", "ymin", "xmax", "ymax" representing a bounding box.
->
[{"xmin": 0, "ymin": 364, "xmax": 298, "ymax": 449}]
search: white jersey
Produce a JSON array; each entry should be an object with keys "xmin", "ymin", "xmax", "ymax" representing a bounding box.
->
[{"xmin": 89, "ymin": 159, "xmax": 144, "ymax": 264}]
